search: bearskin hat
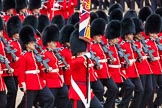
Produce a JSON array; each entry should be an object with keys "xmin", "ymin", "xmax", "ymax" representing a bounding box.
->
[
  {"xmin": 15, "ymin": 0, "xmax": 27, "ymax": 13},
  {"xmin": 29, "ymin": 0, "xmax": 41, "ymax": 10},
  {"xmin": 155, "ymin": 7, "xmax": 162, "ymax": 17},
  {"xmin": 70, "ymin": 29, "xmax": 87, "ymax": 56},
  {"xmin": 132, "ymin": 17, "xmax": 144, "ymax": 35},
  {"xmin": 38, "ymin": 14, "xmax": 50, "ymax": 33},
  {"xmin": 95, "ymin": 10, "xmax": 108, "ymax": 23},
  {"xmin": 67, "ymin": 12, "xmax": 79, "ymax": 25},
  {"xmin": 7, "ymin": 16, "xmax": 21, "ymax": 37},
  {"xmin": 60, "ymin": 24, "xmax": 74, "ymax": 44},
  {"xmin": 145, "ymin": 14, "xmax": 162, "ymax": 35},
  {"xmin": 19, "ymin": 25, "xmax": 36, "ymax": 50},
  {"xmin": 106, "ymin": 20, "xmax": 121, "ymax": 40},
  {"xmin": 23, "ymin": 15, "xmax": 38, "ymax": 30},
  {"xmin": 51, "ymin": 15, "xmax": 65, "ymax": 30},
  {"xmin": 138, "ymin": 6, "xmax": 152, "ymax": 22},
  {"xmin": 0, "ymin": 0, "xmax": 2, "ymax": 11},
  {"xmin": 109, "ymin": 8, "xmax": 123, "ymax": 21},
  {"xmin": 108, "ymin": 3, "xmax": 123, "ymax": 15},
  {"xmin": 91, "ymin": 18, "xmax": 106, "ymax": 37},
  {"xmin": 124, "ymin": 9, "xmax": 137, "ymax": 19},
  {"xmin": 0, "ymin": 17, "xmax": 4, "ymax": 30},
  {"xmin": 90, "ymin": 12, "xmax": 98, "ymax": 23},
  {"xmin": 3, "ymin": 0, "xmax": 15, "ymax": 12},
  {"xmin": 42, "ymin": 24, "xmax": 59, "ymax": 46},
  {"xmin": 121, "ymin": 18, "xmax": 135, "ymax": 38}
]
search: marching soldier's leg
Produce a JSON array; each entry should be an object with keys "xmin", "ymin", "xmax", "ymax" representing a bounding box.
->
[
  {"xmin": 140, "ymin": 75, "xmax": 153, "ymax": 108},
  {"xmin": 101, "ymin": 78, "xmax": 118, "ymax": 108},
  {"xmin": 154, "ymin": 75, "xmax": 162, "ymax": 107},
  {"xmin": 145, "ymin": 0, "xmax": 151, "ymax": 6},
  {"xmin": 130, "ymin": 0, "xmax": 135, "ymax": 9},
  {"xmin": 91, "ymin": 79, "xmax": 104, "ymax": 103},
  {"xmin": 90, "ymin": 96, "xmax": 104, "ymax": 108},
  {"xmin": 39, "ymin": 86, "xmax": 54, "ymax": 108},
  {"xmin": 139, "ymin": 0, "xmax": 143, "ymax": 8},
  {"xmin": 0, "ymin": 91, "xmax": 7, "ymax": 108},
  {"xmin": 118, "ymin": 79, "xmax": 135, "ymax": 108},
  {"xmin": 26, "ymin": 91, "xmax": 37, "ymax": 108},
  {"xmin": 57, "ymin": 85, "xmax": 69, "ymax": 108},
  {"xmin": 129, "ymin": 78, "xmax": 144, "ymax": 108},
  {"xmin": 110, "ymin": 0, "xmax": 115, "ymax": 6},
  {"xmin": 3, "ymin": 76, "xmax": 17, "ymax": 108}
]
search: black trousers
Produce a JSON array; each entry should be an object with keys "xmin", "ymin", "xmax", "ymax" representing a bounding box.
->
[
  {"xmin": 3, "ymin": 76, "xmax": 17, "ymax": 108},
  {"xmin": 152, "ymin": 75, "xmax": 162, "ymax": 106},
  {"xmin": 69, "ymin": 96, "xmax": 104, "ymax": 108},
  {"xmin": 100, "ymin": 77, "xmax": 118, "ymax": 108},
  {"xmin": 91, "ymin": 79, "xmax": 104, "ymax": 102},
  {"xmin": 0, "ymin": 91, "xmax": 7, "ymax": 108},
  {"xmin": 20, "ymin": 86, "xmax": 54, "ymax": 108},
  {"xmin": 50, "ymin": 85, "xmax": 69, "ymax": 108},
  {"xmin": 140, "ymin": 75, "xmax": 153, "ymax": 108},
  {"xmin": 117, "ymin": 78, "xmax": 135, "ymax": 108},
  {"xmin": 129, "ymin": 77, "xmax": 144, "ymax": 108}
]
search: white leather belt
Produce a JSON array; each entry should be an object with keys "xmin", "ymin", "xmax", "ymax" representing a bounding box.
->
[
  {"xmin": 88, "ymin": 63, "xmax": 94, "ymax": 67},
  {"xmin": 51, "ymin": 68, "xmax": 59, "ymax": 73},
  {"xmin": 0, "ymin": 71, "xmax": 3, "ymax": 74},
  {"xmin": 129, "ymin": 59, "xmax": 136, "ymax": 63},
  {"xmin": 154, "ymin": 57, "xmax": 160, "ymax": 61},
  {"xmin": 25, "ymin": 70, "xmax": 40, "ymax": 74},
  {"xmin": 108, "ymin": 64, "xmax": 121, "ymax": 68},
  {"xmin": 98, "ymin": 59, "xmax": 107, "ymax": 63}
]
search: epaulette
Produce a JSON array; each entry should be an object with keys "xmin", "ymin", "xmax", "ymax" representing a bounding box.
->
[
  {"xmin": 21, "ymin": 51, "xmax": 27, "ymax": 55},
  {"xmin": 145, "ymin": 39, "xmax": 149, "ymax": 43},
  {"xmin": 120, "ymin": 41, "xmax": 125, "ymax": 45}
]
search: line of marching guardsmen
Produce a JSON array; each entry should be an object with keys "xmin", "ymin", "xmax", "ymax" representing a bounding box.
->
[{"xmin": 0, "ymin": 0, "xmax": 162, "ymax": 108}]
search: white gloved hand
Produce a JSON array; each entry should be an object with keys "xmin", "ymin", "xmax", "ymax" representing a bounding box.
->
[
  {"xmin": 20, "ymin": 82, "xmax": 26, "ymax": 93},
  {"xmin": 84, "ymin": 52, "xmax": 91, "ymax": 58}
]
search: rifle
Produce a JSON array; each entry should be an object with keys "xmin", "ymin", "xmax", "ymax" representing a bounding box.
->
[
  {"xmin": 0, "ymin": 54, "xmax": 12, "ymax": 73},
  {"xmin": 141, "ymin": 37, "xmax": 155, "ymax": 61},
  {"xmin": 130, "ymin": 40, "xmax": 143, "ymax": 62},
  {"xmin": 100, "ymin": 41, "xmax": 114, "ymax": 64},
  {"xmin": 35, "ymin": 42, "xmax": 44, "ymax": 53},
  {"xmin": 90, "ymin": 50, "xmax": 101, "ymax": 69},
  {"xmin": 1, "ymin": 37, "xmax": 17, "ymax": 62},
  {"xmin": 33, "ymin": 49, "xmax": 50, "ymax": 73},
  {"xmin": 115, "ymin": 43, "xmax": 130, "ymax": 66},
  {"xmin": 155, "ymin": 37, "xmax": 162, "ymax": 51},
  {"xmin": 53, "ymin": 48, "xmax": 68, "ymax": 69}
]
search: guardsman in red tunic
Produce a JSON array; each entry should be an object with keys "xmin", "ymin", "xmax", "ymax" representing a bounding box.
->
[
  {"xmin": 59, "ymin": 24, "xmax": 74, "ymax": 87},
  {"xmin": 18, "ymin": 25, "xmax": 54, "ymax": 108},
  {"xmin": 15, "ymin": 0, "xmax": 28, "ymax": 22},
  {"xmin": 28, "ymin": 0, "xmax": 41, "ymax": 18},
  {"xmin": 132, "ymin": 17, "xmax": 154, "ymax": 108},
  {"xmin": 106, "ymin": 20, "xmax": 135, "ymax": 108},
  {"xmin": 41, "ymin": 24, "xmax": 69, "ymax": 108},
  {"xmin": 2, "ymin": 0, "xmax": 16, "ymax": 24},
  {"xmin": 90, "ymin": 18, "xmax": 118, "ymax": 108},
  {"xmin": 5, "ymin": 16, "xmax": 22, "ymax": 108},
  {"xmin": 69, "ymin": 29, "xmax": 104, "ymax": 108},
  {"xmin": 144, "ymin": 14, "xmax": 162, "ymax": 108},
  {"xmin": 120, "ymin": 18, "xmax": 144, "ymax": 108}
]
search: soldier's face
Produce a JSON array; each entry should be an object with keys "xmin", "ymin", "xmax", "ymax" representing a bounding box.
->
[
  {"xmin": 0, "ymin": 30, "xmax": 3, "ymax": 37},
  {"xmin": 7, "ymin": 9, "xmax": 14, "ymax": 15},
  {"xmin": 47, "ymin": 41, "xmax": 56, "ymax": 50},
  {"xmin": 93, "ymin": 35, "xmax": 102, "ymax": 43},
  {"xmin": 149, "ymin": 33, "xmax": 158, "ymax": 39},
  {"xmin": 125, "ymin": 34, "xmax": 133, "ymax": 41},
  {"xmin": 109, "ymin": 38, "xmax": 119, "ymax": 44},
  {"xmin": 26, "ymin": 41, "xmax": 35, "ymax": 51},
  {"xmin": 13, "ymin": 33, "xmax": 19, "ymax": 39},
  {"xmin": 20, "ymin": 8, "xmax": 27, "ymax": 14},
  {"xmin": 135, "ymin": 32, "xmax": 142, "ymax": 40}
]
